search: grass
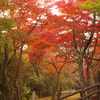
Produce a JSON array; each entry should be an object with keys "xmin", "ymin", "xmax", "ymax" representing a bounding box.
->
[
  {"xmin": 63, "ymin": 93, "xmax": 80, "ymax": 100},
  {"xmin": 36, "ymin": 90, "xmax": 80, "ymax": 100},
  {"xmin": 36, "ymin": 96, "xmax": 51, "ymax": 100},
  {"xmin": 61, "ymin": 91, "xmax": 80, "ymax": 100}
]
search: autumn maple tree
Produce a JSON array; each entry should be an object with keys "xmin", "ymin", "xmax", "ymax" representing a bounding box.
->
[
  {"xmin": 0, "ymin": 0, "xmax": 100, "ymax": 100},
  {"xmin": 48, "ymin": 0, "xmax": 100, "ymax": 89},
  {"xmin": 24, "ymin": 0, "xmax": 100, "ymax": 99},
  {"xmin": 0, "ymin": 0, "xmax": 47, "ymax": 100}
]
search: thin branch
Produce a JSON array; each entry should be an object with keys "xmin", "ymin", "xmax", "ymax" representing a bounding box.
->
[
  {"xmin": 82, "ymin": 12, "xmax": 96, "ymax": 55},
  {"xmin": 88, "ymin": 32, "xmax": 98, "ymax": 65},
  {"xmin": 45, "ymin": 59, "xmax": 59, "ymax": 73},
  {"xmin": 58, "ymin": 58, "xmax": 67, "ymax": 73},
  {"xmin": 71, "ymin": 55, "xmax": 78, "ymax": 61},
  {"xmin": 27, "ymin": 20, "xmax": 38, "ymax": 36},
  {"xmin": 86, "ymin": 56, "xmax": 100, "ymax": 61},
  {"xmin": 72, "ymin": 29, "xmax": 80, "ymax": 55}
]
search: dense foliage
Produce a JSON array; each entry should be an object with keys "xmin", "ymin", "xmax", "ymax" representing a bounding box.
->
[{"xmin": 0, "ymin": 0, "xmax": 100, "ymax": 100}]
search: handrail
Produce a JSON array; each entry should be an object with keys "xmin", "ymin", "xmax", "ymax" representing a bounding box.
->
[
  {"xmin": 83, "ymin": 90, "xmax": 100, "ymax": 99},
  {"xmin": 60, "ymin": 83, "xmax": 100, "ymax": 100},
  {"xmin": 60, "ymin": 90, "xmax": 81, "ymax": 99},
  {"xmin": 82, "ymin": 83, "xmax": 99, "ymax": 91}
]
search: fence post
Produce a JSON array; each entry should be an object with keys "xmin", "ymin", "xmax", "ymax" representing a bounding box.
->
[
  {"xmin": 57, "ymin": 92, "xmax": 61, "ymax": 100},
  {"xmin": 98, "ymin": 71, "xmax": 100, "ymax": 100},
  {"xmin": 80, "ymin": 88, "xmax": 84, "ymax": 100},
  {"xmin": 32, "ymin": 91, "xmax": 35, "ymax": 100},
  {"xmin": 80, "ymin": 87, "xmax": 86, "ymax": 100}
]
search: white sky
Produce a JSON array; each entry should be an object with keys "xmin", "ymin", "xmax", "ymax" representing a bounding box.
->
[{"xmin": 51, "ymin": 5, "xmax": 61, "ymax": 15}]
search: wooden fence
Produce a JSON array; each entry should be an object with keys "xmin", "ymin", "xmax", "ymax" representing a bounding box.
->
[{"xmin": 60, "ymin": 83, "xmax": 100, "ymax": 100}]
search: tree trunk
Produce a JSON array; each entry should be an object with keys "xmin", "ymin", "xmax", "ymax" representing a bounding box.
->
[
  {"xmin": 2, "ymin": 43, "xmax": 12, "ymax": 100},
  {"xmin": 86, "ymin": 66, "xmax": 91, "ymax": 86},
  {"xmin": 77, "ymin": 55, "xmax": 85, "ymax": 88},
  {"xmin": 51, "ymin": 85, "xmax": 57, "ymax": 100},
  {"xmin": 51, "ymin": 72, "xmax": 61, "ymax": 100},
  {"xmin": 14, "ymin": 42, "xmax": 24, "ymax": 100},
  {"xmin": 4, "ymin": 88, "xmax": 12, "ymax": 100}
]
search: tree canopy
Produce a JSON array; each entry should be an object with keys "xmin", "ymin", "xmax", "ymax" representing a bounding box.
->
[{"xmin": 0, "ymin": 0, "xmax": 100, "ymax": 100}]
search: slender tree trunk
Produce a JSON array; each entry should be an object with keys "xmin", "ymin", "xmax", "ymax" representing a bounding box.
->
[
  {"xmin": 15, "ymin": 42, "xmax": 24, "ymax": 100},
  {"xmin": 3, "ymin": 43, "xmax": 12, "ymax": 100},
  {"xmin": 56, "ymin": 73, "xmax": 61, "ymax": 100},
  {"xmin": 86, "ymin": 66, "xmax": 91, "ymax": 86},
  {"xmin": 77, "ymin": 55, "xmax": 85, "ymax": 88},
  {"xmin": 52, "ymin": 84, "xmax": 57, "ymax": 100},
  {"xmin": 51, "ymin": 72, "xmax": 61, "ymax": 100}
]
